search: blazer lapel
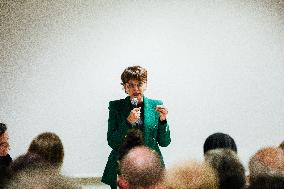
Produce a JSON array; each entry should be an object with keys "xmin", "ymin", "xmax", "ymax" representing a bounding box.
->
[
  {"xmin": 144, "ymin": 96, "xmax": 156, "ymax": 131},
  {"xmin": 122, "ymin": 96, "xmax": 132, "ymax": 120}
]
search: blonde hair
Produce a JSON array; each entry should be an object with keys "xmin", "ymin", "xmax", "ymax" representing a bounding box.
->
[{"xmin": 165, "ymin": 160, "xmax": 218, "ymax": 189}]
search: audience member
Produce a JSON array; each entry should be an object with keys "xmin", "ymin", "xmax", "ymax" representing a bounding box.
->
[
  {"xmin": 203, "ymin": 132, "xmax": 237, "ymax": 154},
  {"xmin": 165, "ymin": 160, "xmax": 218, "ymax": 189},
  {"xmin": 117, "ymin": 146, "xmax": 165, "ymax": 189},
  {"xmin": 118, "ymin": 128, "xmax": 144, "ymax": 161},
  {"xmin": 0, "ymin": 123, "xmax": 12, "ymax": 189},
  {"xmin": 27, "ymin": 132, "xmax": 64, "ymax": 168},
  {"xmin": 6, "ymin": 166, "xmax": 80, "ymax": 189},
  {"xmin": 205, "ymin": 149, "xmax": 246, "ymax": 189},
  {"xmin": 249, "ymin": 147, "xmax": 284, "ymax": 183}
]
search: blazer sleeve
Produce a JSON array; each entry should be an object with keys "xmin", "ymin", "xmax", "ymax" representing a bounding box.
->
[
  {"xmin": 156, "ymin": 101, "xmax": 171, "ymax": 147},
  {"xmin": 107, "ymin": 101, "xmax": 131, "ymax": 150}
]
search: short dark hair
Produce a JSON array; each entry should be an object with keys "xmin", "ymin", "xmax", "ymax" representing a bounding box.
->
[
  {"xmin": 121, "ymin": 65, "xmax": 147, "ymax": 85},
  {"xmin": 0, "ymin": 123, "xmax": 7, "ymax": 135},
  {"xmin": 118, "ymin": 128, "xmax": 144, "ymax": 161},
  {"xmin": 118, "ymin": 146, "xmax": 164, "ymax": 188},
  {"xmin": 28, "ymin": 132, "xmax": 64, "ymax": 167},
  {"xmin": 279, "ymin": 141, "xmax": 284, "ymax": 150},
  {"xmin": 165, "ymin": 160, "xmax": 218, "ymax": 189},
  {"xmin": 248, "ymin": 176, "xmax": 284, "ymax": 189},
  {"xmin": 205, "ymin": 149, "xmax": 246, "ymax": 189},
  {"xmin": 203, "ymin": 132, "xmax": 237, "ymax": 154}
]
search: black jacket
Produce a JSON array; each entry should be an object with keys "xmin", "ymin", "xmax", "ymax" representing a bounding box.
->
[{"xmin": 0, "ymin": 154, "xmax": 12, "ymax": 188}]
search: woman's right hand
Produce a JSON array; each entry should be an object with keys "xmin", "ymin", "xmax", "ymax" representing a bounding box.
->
[{"xmin": 127, "ymin": 107, "xmax": 141, "ymax": 125}]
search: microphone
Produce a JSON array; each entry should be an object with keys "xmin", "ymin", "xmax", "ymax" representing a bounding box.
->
[
  {"xmin": 131, "ymin": 97, "xmax": 138, "ymax": 108},
  {"xmin": 130, "ymin": 97, "xmax": 142, "ymax": 127}
]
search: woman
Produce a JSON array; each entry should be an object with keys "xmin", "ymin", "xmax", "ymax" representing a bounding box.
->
[{"xmin": 102, "ymin": 65, "xmax": 171, "ymax": 188}]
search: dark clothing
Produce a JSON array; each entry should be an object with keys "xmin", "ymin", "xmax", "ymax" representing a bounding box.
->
[
  {"xmin": 101, "ymin": 96, "xmax": 171, "ymax": 187},
  {"xmin": 0, "ymin": 154, "xmax": 12, "ymax": 188},
  {"xmin": 132, "ymin": 102, "xmax": 144, "ymax": 130}
]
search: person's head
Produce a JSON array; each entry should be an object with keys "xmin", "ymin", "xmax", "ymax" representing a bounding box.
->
[
  {"xmin": 204, "ymin": 149, "xmax": 246, "ymax": 189},
  {"xmin": 6, "ymin": 166, "xmax": 80, "ymax": 189},
  {"xmin": 249, "ymin": 147, "xmax": 284, "ymax": 183},
  {"xmin": 165, "ymin": 160, "xmax": 218, "ymax": 189},
  {"xmin": 121, "ymin": 66, "xmax": 147, "ymax": 103},
  {"xmin": 118, "ymin": 128, "xmax": 144, "ymax": 161},
  {"xmin": 203, "ymin": 132, "xmax": 237, "ymax": 154},
  {"xmin": 0, "ymin": 142, "xmax": 10, "ymax": 156},
  {"xmin": 0, "ymin": 123, "xmax": 9, "ymax": 142},
  {"xmin": 118, "ymin": 146, "xmax": 164, "ymax": 189},
  {"xmin": 28, "ymin": 132, "xmax": 64, "ymax": 167}
]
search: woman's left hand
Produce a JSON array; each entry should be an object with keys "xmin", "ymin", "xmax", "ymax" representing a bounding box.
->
[{"xmin": 156, "ymin": 105, "xmax": 168, "ymax": 121}]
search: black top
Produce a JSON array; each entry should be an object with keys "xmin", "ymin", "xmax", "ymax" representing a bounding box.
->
[
  {"xmin": 131, "ymin": 102, "xmax": 145, "ymax": 131},
  {"xmin": 0, "ymin": 154, "xmax": 12, "ymax": 188},
  {"xmin": 0, "ymin": 154, "xmax": 12, "ymax": 167}
]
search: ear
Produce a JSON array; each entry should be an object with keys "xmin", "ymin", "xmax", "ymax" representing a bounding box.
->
[
  {"xmin": 117, "ymin": 176, "xmax": 129, "ymax": 189},
  {"xmin": 123, "ymin": 84, "xmax": 129, "ymax": 94}
]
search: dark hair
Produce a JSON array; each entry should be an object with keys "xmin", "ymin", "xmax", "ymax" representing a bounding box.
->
[
  {"xmin": 205, "ymin": 149, "xmax": 245, "ymax": 189},
  {"xmin": 118, "ymin": 128, "xmax": 144, "ymax": 161},
  {"xmin": 203, "ymin": 132, "xmax": 237, "ymax": 154},
  {"xmin": 120, "ymin": 65, "xmax": 147, "ymax": 85},
  {"xmin": 28, "ymin": 132, "xmax": 64, "ymax": 167},
  {"xmin": 279, "ymin": 141, "xmax": 284, "ymax": 150},
  {"xmin": 248, "ymin": 176, "xmax": 284, "ymax": 189},
  {"xmin": 0, "ymin": 123, "xmax": 7, "ymax": 135}
]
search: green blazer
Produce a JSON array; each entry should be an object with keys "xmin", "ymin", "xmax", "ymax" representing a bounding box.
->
[{"xmin": 101, "ymin": 96, "xmax": 171, "ymax": 187}]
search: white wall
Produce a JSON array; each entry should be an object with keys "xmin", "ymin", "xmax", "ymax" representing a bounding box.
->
[{"xmin": 1, "ymin": 0, "xmax": 284, "ymax": 177}]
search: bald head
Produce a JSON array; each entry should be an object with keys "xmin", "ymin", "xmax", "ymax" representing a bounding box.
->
[
  {"xmin": 249, "ymin": 147, "xmax": 284, "ymax": 181},
  {"xmin": 119, "ymin": 146, "xmax": 164, "ymax": 189}
]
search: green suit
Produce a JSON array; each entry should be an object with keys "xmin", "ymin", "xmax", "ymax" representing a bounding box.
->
[{"xmin": 101, "ymin": 96, "xmax": 171, "ymax": 187}]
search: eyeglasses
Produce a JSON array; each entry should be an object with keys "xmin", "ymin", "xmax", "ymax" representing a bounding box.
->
[{"xmin": 126, "ymin": 82, "xmax": 145, "ymax": 89}]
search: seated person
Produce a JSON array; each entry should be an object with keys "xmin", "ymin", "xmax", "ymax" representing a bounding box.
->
[
  {"xmin": 248, "ymin": 147, "xmax": 284, "ymax": 184},
  {"xmin": 204, "ymin": 149, "xmax": 246, "ymax": 189},
  {"xmin": 165, "ymin": 160, "xmax": 218, "ymax": 189}
]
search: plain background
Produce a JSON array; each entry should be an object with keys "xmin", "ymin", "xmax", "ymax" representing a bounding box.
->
[{"xmin": 1, "ymin": 0, "xmax": 284, "ymax": 177}]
